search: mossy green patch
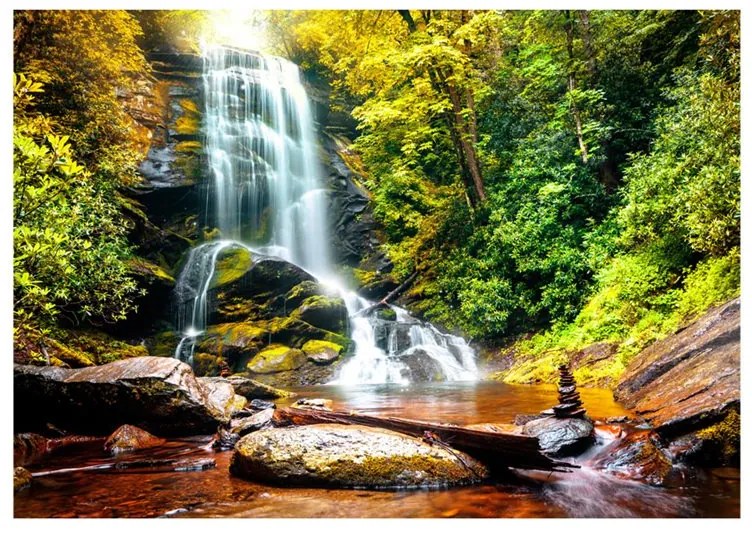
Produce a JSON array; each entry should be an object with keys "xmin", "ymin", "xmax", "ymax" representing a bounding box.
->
[
  {"xmin": 148, "ymin": 331, "xmax": 179, "ymax": 357},
  {"xmin": 247, "ymin": 344, "xmax": 306, "ymax": 374},
  {"xmin": 210, "ymin": 247, "xmax": 252, "ymax": 289},
  {"xmin": 128, "ymin": 257, "xmax": 175, "ymax": 285},
  {"xmin": 697, "ymin": 409, "xmax": 740, "ymax": 464},
  {"xmin": 302, "ymin": 339, "xmax": 343, "ymax": 364},
  {"xmin": 376, "ymin": 307, "xmax": 397, "ymax": 321},
  {"xmin": 175, "ymin": 140, "xmax": 203, "ymax": 154},
  {"xmin": 193, "ymin": 352, "xmax": 224, "ymax": 376}
]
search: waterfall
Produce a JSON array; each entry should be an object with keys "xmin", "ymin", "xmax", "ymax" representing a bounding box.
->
[{"xmin": 172, "ymin": 44, "xmax": 477, "ymax": 384}]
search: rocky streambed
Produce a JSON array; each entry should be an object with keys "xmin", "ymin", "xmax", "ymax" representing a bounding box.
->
[{"xmin": 13, "ymin": 298, "xmax": 740, "ymax": 517}]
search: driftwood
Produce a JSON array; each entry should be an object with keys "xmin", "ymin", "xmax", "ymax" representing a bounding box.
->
[
  {"xmin": 352, "ymin": 271, "xmax": 418, "ymax": 318},
  {"xmin": 273, "ymin": 407, "xmax": 578, "ymax": 473}
]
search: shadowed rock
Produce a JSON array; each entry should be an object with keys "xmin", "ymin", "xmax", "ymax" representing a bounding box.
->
[
  {"xmin": 14, "ymin": 357, "xmax": 237, "ymax": 436},
  {"xmin": 522, "ymin": 416, "xmax": 595, "ymax": 457}
]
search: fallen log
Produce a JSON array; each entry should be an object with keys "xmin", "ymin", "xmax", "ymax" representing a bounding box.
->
[
  {"xmin": 352, "ymin": 271, "xmax": 418, "ymax": 318},
  {"xmin": 273, "ymin": 407, "xmax": 578, "ymax": 473}
]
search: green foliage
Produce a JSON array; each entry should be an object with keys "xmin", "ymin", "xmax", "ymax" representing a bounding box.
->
[
  {"xmin": 275, "ymin": 10, "xmax": 739, "ymax": 355},
  {"xmin": 14, "ymin": 76, "xmax": 143, "ymax": 331},
  {"xmin": 14, "ymin": 10, "xmax": 148, "ymax": 186}
]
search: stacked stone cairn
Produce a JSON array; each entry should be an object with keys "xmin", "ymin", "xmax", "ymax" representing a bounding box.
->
[{"xmin": 548, "ymin": 364, "xmax": 587, "ymax": 419}]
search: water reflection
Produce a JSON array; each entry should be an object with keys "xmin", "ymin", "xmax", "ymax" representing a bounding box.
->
[{"xmin": 13, "ymin": 382, "xmax": 739, "ymax": 518}]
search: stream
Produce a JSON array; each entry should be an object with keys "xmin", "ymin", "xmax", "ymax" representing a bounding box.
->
[{"xmin": 13, "ymin": 382, "xmax": 739, "ymax": 518}]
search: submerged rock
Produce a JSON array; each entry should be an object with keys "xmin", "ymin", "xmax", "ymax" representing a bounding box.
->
[
  {"xmin": 614, "ymin": 298, "xmax": 740, "ymax": 440},
  {"xmin": 14, "ymin": 357, "xmax": 235, "ymax": 436},
  {"xmin": 13, "ymin": 433, "xmax": 50, "ymax": 466},
  {"xmin": 104, "ymin": 424, "xmax": 166, "ymax": 455},
  {"xmin": 522, "ymin": 416, "xmax": 595, "ymax": 457},
  {"xmin": 590, "ymin": 430, "xmax": 674, "ymax": 486},
  {"xmin": 230, "ymin": 424, "xmax": 488, "ymax": 489},
  {"xmin": 291, "ymin": 398, "xmax": 333, "ymax": 411}
]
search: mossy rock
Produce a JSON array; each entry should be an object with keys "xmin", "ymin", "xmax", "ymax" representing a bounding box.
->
[
  {"xmin": 128, "ymin": 257, "xmax": 175, "ymax": 286},
  {"xmin": 285, "ymin": 281, "xmax": 329, "ymax": 310},
  {"xmin": 50, "ymin": 330, "xmax": 149, "ymax": 367},
  {"xmin": 375, "ymin": 305, "xmax": 397, "ymax": 321},
  {"xmin": 193, "ymin": 352, "xmax": 224, "ymax": 376},
  {"xmin": 230, "ymin": 424, "xmax": 488, "ymax": 489},
  {"xmin": 214, "ymin": 296, "xmax": 264, "ymax": 323},
  {"xmin": 148, "ymin": 331, "xmax": 179, "ymax": 357},
  {"xmin": 198, "ymin": 322, "xmax": 270, "ymax": 365},
  {"xmin": 46, "ymin": 339, "xmax": 96, "ymax": 368},
  {"xmin": 292, "ymin": 295, "xmax": 348, "ymax": 335},
  {"xmin": 210, "ymin": 246, "xmax": 253, "ymax": 289},
  {"xmin": 247, "ymin": 344, "xmax": 306, "ymax": 374},
  {"xmin": 267, "ymin": 316, "xmax": 350, "ymax": 350},
  {"xmin": 302, "ymin": 340, "xmax": 343, "ymax": 365}
]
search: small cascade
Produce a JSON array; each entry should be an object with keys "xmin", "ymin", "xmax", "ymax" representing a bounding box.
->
[
  {"xmin": 334, "ymin": 300, "xmax": 477, "ymax": 384},
  {"xmin": 171, "ymin": 44, "xmax": 478, "ymax": 383},
  {"xmin": 173, "ymin": 240, "xmax": 251, "ymax": 365}
]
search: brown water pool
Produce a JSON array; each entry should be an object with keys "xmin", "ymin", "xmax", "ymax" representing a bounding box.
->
[{"xmin": 13, "ymin": 382, "xmax": 740, "ymax": 518}]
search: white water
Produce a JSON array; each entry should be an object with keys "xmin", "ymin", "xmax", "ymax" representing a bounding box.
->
[{"xmin": 173, "ymin": 45, "xmax": 477, "ymax": 384}]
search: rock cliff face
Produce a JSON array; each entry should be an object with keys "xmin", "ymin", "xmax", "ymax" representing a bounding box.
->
[{"xmin": 614, "ymin": 298, "xmax": 740, "ymax": 464}]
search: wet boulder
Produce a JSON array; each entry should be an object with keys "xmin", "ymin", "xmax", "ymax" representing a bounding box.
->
[
  {"xmin": 302, "ymin": 340, "xmax": 343, "ymax": 365},
  {"xmin": 522, "ymin": 416, "xmax": 595, "ymax": 457},
  {"xmin": 291, "ymin": 295, "xmax": 348, "ymax": 335},
  {"xmin": 246, "ymin": 345, "xmax": 306, "ymax": 374},
  {"xmin": 104, "ymin": 424, "xmax": 166, "ymax": 455},
  {"xmin": 230, "ymin": 424, "xmax": 488, "ymax": 489},
  {"xmin": 196, "ymin": 376, "xmax": 248, "ymax": 417},
  {"xmin": 400, "ymin": 349, "xmax": 446, "ymax": 382},
  {"xmin": 14, "ymin": 357, "xmax": 235, "ymax": 436},
  {"xmin": 614, "ymin": 299, "xmax": 740, "ymax": 440},
  {"xmin": 665, "ymin": 410, "xmax": 740, "ymax": 466},
  {"xmin": 590, "ymin": 430, "xmax": 673, "ymax": 486},
  {"xmin": 14, "ymin": 433, "xmax": 50, "ymax": 466}
]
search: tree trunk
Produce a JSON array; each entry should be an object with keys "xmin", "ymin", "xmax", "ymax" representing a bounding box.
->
[
  {"xmin": 437, "ymin": 68, "xmax": 487, "ymax": 204},
  {"xmin": 274, "ymin": 407, "xmax": 578, "ymax": 473},
  {"xmin": 564, "ymin": 10, "xmax": 589, "ymax": 164},
  {"xmin": 578, "ymin": 10, "xmax": 597, "ymax": 79},
  {"xmin": 398, "ymin": 10, "xmax": 487, "ymax": 207}
]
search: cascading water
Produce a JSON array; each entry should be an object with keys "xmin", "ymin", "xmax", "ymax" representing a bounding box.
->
[{"xmin": 172, "ymin": 44, "xmax": 477, "ymax": 383}]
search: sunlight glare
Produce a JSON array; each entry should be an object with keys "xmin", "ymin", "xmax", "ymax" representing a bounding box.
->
[{"xmin": 205, "ymin": 10, "xmax": 267, "ymax": 52}]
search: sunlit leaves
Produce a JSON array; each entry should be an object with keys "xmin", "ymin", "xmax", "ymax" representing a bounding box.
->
[{"xmin": 14, "ymin": 76, "xmax": 143, "ymax": 328}]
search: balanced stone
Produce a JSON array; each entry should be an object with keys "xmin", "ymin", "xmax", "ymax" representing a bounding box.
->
[{"xmin": 544, "ymin": 364, "xmax": 588, "ymax": 420}]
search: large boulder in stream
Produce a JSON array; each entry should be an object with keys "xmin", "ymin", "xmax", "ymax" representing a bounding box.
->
[
  {"xmin": 230, "ymin": 424, "xmax": 488, "ymax": 489},
  {"xmin": 14, "ymin": 356, "xmax": 244, "ymax": 436},
  {"xmin": 614, "ymin": 298, "xmax": 740, "ymax": 461}
]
